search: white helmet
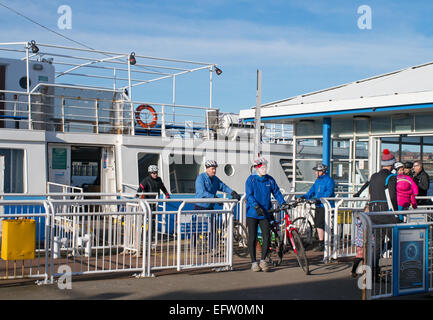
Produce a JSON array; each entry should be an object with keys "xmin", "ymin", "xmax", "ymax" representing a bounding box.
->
[
  {"xmin": 394, "ymin": 162, "xmax": 404, "ymax": 170},
  {"xmin": 148, "ymin": 165, "xmax": 159, "ymax": 173},
  {"xmin": 253, "ymin": 157, "xmax": 268, "ymax": 167},
  {"xmin": 205, "ymin": 160, "xmax": 218, "ymax": 168}
]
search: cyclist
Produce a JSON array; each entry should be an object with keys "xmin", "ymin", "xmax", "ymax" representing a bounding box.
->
[
  {"xmin": 195, "ymin": 160, "xmax": 240, "ymax": 209},
  {"xmin": 297, "ymin": 163, "xmax": 335, "ymax": 252},
  {"xmin": 136, "ymin": 165, "xmax": 170, "ymax": 199},
  {"xmin": 136, "ymin": 165, "xmax": 170, "ymax": 242},
  {"xmin": 245, "ymin": 157, "xmax": 287, "ymax": 272},
  {"xmin": 194, "ymin": 160, "xmax": 241, "ymax": 252}
]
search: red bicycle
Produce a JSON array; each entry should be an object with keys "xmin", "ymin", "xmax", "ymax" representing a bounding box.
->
[{"xmin": 267, "ymin": 202, "xmax": 310, "ymax": 275}]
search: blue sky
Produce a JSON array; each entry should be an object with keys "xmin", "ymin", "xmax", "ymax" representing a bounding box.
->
[{"xmin": 2, "ymin": 0, "xmax": 433, "ymax": 113}]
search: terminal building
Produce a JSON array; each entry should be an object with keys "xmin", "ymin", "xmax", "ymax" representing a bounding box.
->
[{"xmin": 239, "ymin": 62, "xmax": 433, "ymax": 196}]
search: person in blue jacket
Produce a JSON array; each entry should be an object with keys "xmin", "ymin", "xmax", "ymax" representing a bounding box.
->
[
  {"xmin": 297, "ymin": 163, "xmax": 335, "ymax": 252},
  {"xmin": 195, "ymin": 160, "xmax": 240, "ymax": 210},
  {"xmin": 194, "ymin": 160, "xmax": 240, "ymax": 252},
  {"xmin": 245, "ymin": 157, "xmax": 287, "ymax": 272}
]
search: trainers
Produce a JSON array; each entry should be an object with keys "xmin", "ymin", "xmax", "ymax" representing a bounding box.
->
[
  {"xmin": 251, "ymin": 262, "xmax": 261, "ymax": 272},
  {"xmin": 259, "ymin": 259, "xmax": 270, "ymax": 272}
]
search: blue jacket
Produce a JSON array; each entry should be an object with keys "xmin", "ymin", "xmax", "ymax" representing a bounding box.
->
[
  {"xmin": 195, "ymin": 172, "xmax": 233, "ymax": 209},
  {"xmin": 246, "ymin": 174, "xmax": 286, "ymax": 220},
  {"xmin": 301, "ymin": 174, "xmax": 335, "ymax": 208}
]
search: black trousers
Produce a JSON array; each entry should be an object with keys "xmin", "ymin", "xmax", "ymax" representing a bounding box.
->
[
  {"xmin": 368, "ymin": 202, "xmax": 399, "ymax": 276},
  {"xmin": 247, "ymin": 217, "xmax": 271, "ymax": 263}
]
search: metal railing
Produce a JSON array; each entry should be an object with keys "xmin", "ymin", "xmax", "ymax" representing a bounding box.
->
[
  {"xmin": 47, "ymin": 182, "xmax": 83, "ymax": 196},
  {"xmin": 355, "ymin": 210, "xmax": 433, "ymax": 300},
  {"xmin": 0, "ymin": 200, "xmax": 51, "ymax": 282},
  {"xmin": 0, "ymin": 195, "xmax": 236, "ymax": 284},
  {"xmin": 142, "ymin": 198, "xmax": 237, "ymax": 276},
  {"xmin": 47, "ymin": 199, "xmax": 150, "ymax": 281},
  {"xmin": 321, "ymin": 197, "xmax": 369, "ymax": 263}
]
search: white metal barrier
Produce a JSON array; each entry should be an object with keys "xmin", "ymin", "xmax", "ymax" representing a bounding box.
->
[
  {"xmin": 0, "ymin": 196, "xmax": 237, "ymax": 283},
  {"xmin": 0, "ymin": 200, "xmax": 51, "ymax": 283},
  {"xmin": 321, "ymin": 197, "xmax": 369, "ymax": 263},
  {"xmin": 355, "ymin": 210, "xmax": 433, "ymax": 300},
  {"xmin": 143, "ymin": 198, "xmax": 236, "ymax": 276},
  {"xmin": 47, "ymin": 199, "xmax": 150, "ymax": 280}
]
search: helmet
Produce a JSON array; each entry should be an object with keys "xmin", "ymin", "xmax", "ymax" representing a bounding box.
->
[
  {"xmin": 313, "ymin": 163, "xmax": 328, "ymax": 172},
  {"xmin": 394, "ymin": 162, "xmax": 404, "ymax": 170},
  {"xmin": 205, "ymin": 160, "xmax": 218, "ymax": 168},
  {"xmin": 148, "ymin": 165, "xmax": 159, "ymax": 173},
  {"xmin": 253, "ymin": 157, "xmax": 268, "ymax": 167}
]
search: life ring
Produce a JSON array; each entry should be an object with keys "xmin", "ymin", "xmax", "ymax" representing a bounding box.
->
[{"xmin": 135, "ymin": 104, "xmax": 158, "ymax": 129}]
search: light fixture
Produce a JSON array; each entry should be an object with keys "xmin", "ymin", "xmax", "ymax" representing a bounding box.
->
[
  {"xmin": 30, "ymin": 40, "xmax": 39, "ymax": 54},
  {"xmin": 214, "ymin": 66, "xmax": 222, "ymax": 75},
  {"xmin": 129, "ymin": 52, "xmax": 136, "ymax": 65},
  {"xmin": 299, "ymin": 119, "xmax": 315, "ymax": 123},
  {"xmin": 353, "ymin": 115, "xmax": 370, "ymax": 120}
]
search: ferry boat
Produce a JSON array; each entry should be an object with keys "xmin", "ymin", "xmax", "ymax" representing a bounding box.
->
[{"xmin": 0, "ymin": 41, "xmax": 295, "ymax": 198}]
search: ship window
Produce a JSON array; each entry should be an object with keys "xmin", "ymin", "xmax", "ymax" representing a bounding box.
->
[
  {"xmin": 169, "ymin": 154, "xmax": 202, "ymax": 194},
  {"xmin": 19, "ymin": 77, "xmax": 31, "ymax": 90},
  {"xmin": 0, "ymin": 149, "xmax": 24, "ymax": 193},
  {"xmin": 224, "ymin": 164, "xmax": 235, "ymax": 177}
]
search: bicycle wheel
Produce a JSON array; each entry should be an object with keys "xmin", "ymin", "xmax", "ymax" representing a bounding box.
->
[
  {"xmin": 290, "ymin": 229, "xmax": 310, "ymax": 275},
  {"xmin": 232, "ymin": 220, "xmax": 249, "ymax": 258},
  {"xmin": 292, "ymin": 217, "xmax": 313, "ymax": 249}
]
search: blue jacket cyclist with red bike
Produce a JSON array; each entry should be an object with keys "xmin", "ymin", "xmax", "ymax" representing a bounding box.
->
[{"xmin": 245, "ymin": 157, "xmax": 288, "ymax": 272}]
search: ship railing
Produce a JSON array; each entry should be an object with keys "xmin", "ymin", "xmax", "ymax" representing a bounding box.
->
[
  {"xmin": 47, "ymin": 182, "xmax": 83, "ymax": 198},
  {"xmin": 0, "ymin": 85, "xmax": 219, "ymax": 139}
]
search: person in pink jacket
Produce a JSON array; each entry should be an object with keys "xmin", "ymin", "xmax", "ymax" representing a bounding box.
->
[{"xmin": 394, "ymin": 162, "xmax": 418, "ymax": 210}]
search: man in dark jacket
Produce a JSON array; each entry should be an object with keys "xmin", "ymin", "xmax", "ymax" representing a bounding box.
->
[
  {"xmin": 368, "ymin": 149, "xmax": 399, "ymax": 281},
  {"xmin": 137, "ymin": 165, "xmax": 170, "ymax": 199},
  {"xmin": 413, "ymin": 160, "xmax": 431, "ymax": 205},
  {"xmin": 136, "ymin": 165, "xmax": 170, "ymax": 243}
]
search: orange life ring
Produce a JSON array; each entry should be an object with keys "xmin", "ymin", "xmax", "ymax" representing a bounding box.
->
[{"xmin": 135, "ymin": 104, "xmax": 158, "ymax": 129}]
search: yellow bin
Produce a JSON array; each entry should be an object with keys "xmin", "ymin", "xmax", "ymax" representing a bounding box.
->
[
  {"xmin": 337, "ymin": 211, "xmax": 352, "ymax": 225},
  {"xmin": 1, "ymin": 219, "xmax": 36, "ymax": 260}
]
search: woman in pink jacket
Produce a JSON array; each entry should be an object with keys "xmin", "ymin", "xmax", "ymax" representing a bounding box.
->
[{"xmin": 394, "ymin": 162, "xmax": 418, "ymax": 210}]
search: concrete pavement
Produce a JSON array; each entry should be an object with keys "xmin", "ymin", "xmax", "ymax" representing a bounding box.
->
[{"xmin": 0, "ymin": 252, "xmax": 363, "ymax": 300}]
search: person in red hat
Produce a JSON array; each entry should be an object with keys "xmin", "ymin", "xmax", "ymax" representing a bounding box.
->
[{"xmin": 366, "ymin": 148, "xmax": 400, "ymax": 281}]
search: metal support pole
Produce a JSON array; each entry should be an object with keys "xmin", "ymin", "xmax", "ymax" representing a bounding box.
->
[
  {"xmin": 127, "ymin": 58, "xmax": 135, "ymax": 135},
  {"xmin": 172, "ymin": 75, "xmax": 176, "ymax": 125},
  {"xmin": 161, "ymin": 104, "xmax": 166, "ymax": 137},
  {"xmin": 95, "ymin": 99, "xmax": 99, "ymax": 134},
  {"xmin": 209, "ymin": 67, "xmax": 213, "ymax": 109},
  {"xmin": 25, "ymin": 45, "xmax": 32, "ymax": 130},
  {"xmin": 254, "ymin": 69, "xmax": 262, "ymax": 157},
  {"xmin": 323, "ymin": 117, "xmax": 331, "ymax": 168},
  {"xmin": 61, "ymin": 96, "xmax": 65, "ymax": 132},
  {"xmin": 177, "ymin": 201, "xmax": 186, "ymax": 271}
]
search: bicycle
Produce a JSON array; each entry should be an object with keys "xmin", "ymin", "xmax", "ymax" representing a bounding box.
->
[
  {"xmin": 232, "ymin": 219, "xmax": 248, "ymax": 258},
  {"xmin": 291, "ymin": 199, "xmax": 319, "ymax": 249},
  {"xmin": 195, "ymin": 216, "xmax": 248, "ymax": 258},
  {"xmin": 266, "ymin": 202, "xmax": 310, "ymax": 275}
]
